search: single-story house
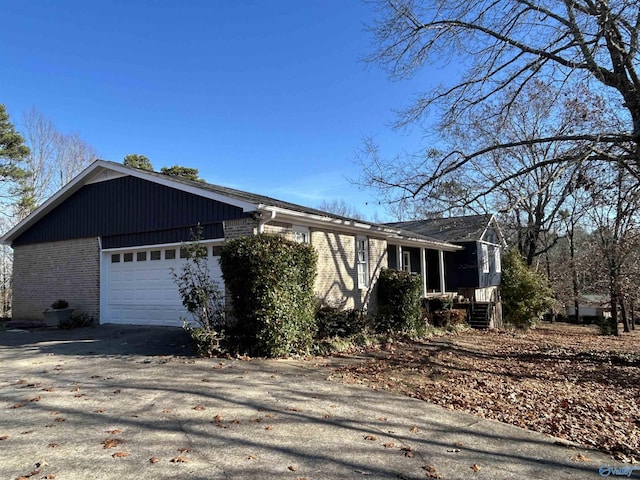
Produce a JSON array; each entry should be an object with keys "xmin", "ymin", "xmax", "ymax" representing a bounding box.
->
[
  {"xmin": 386, "ymin": 215, "xmax": 505, "ymax": 327},
  {"xmin": 2, "ymin": 160, "xmax": 462, "ymax": 327},
  {"xmin": 565, "ymin": 294, "xmax": 612, "ymax": 320}
]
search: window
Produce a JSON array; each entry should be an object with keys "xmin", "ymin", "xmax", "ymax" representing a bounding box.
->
[
  {"xmin": 111, "ymin": 254, "xmax": 120, "ymax": 263},
  {"xmin": 480, "ymin": 244, "xmax": 490, "ymax": 273},
  {"xmin": 180, "ymin": 247, "xmax": 189, "ymax": 259},
  {"xmin": 292, "ymin": 226, "xmax": 310, "ymax": 244},
  {"xmin": 402, "ymin": 251, "xmax": 411, "ymax": 273},
  {"xmin": 164, "ymin": 249, "xmax": 176, "ymax": 260},
  {"xmin": 494, "ymin": 247, "xmax": 502, "ymax": 273},
  {"xmin": 356, "ymin": 236, "xmax": 369, "ymax": 288},
  {"xmin": 150, "ymin": 250, "xmax": 161, "ymax": 261},
  {"xmin": 123, "ymin": 253, "xmax": 133, "ymax": 263},
  {"xmin": 137, "ymin": 251, "xmax": 147, "ymax": 262}
]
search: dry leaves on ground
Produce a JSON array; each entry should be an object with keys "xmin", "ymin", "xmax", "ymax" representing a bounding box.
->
[{"xmin": 335, "ymin": 323, "xmax": 639, "ymax": 461}]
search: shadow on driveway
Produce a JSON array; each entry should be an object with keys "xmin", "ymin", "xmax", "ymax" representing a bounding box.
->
[{"xmin": 0, "ymin": 324, "xmax": 194, "ymax": 357}]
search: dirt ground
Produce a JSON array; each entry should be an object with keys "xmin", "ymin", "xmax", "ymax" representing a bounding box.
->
[{"xmin": 333, "ymin": 322, "xmax": 640, "ymax": 462}]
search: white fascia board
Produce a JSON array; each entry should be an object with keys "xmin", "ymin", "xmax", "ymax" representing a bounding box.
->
[
  {"xmin": 1, "ymin": 161, "xmax": 106, "ymax": 245},
  {"xmin": 1, "ymin": 160, "xmax": 259, "ymax": 245},
  {"xmin": 257, "ymin": 205, "xmax": 462, "ymax": 251}
]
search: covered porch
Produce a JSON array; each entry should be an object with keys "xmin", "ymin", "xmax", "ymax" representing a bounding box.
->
[{"xmin": 386, "ymin": 239, "xmax": 461, "ymax": 298}]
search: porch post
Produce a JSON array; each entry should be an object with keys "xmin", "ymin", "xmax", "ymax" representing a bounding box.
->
[
  {"xmin": 396, "ymin": 245, "xmax": 403, "ymax": 271},
  {"xmin": 421, "ymin": 247, "xmax": 427, "ymax": 297},
  {"xmin": 438, "ymin": 250, "xmax": 446, "ymax": 294}
]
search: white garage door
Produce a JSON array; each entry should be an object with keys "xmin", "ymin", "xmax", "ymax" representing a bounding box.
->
[{"xmin": 103, "ymin": 245, "xmax": 223, "ymax": 327}]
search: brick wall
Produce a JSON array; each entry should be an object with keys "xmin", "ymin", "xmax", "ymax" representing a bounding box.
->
[
  {"xmin": 12, "ymin": 237, "xmax": 100, "ymax": 321},
  {"xmin": 222, "ymin": 217, "xmax": 259, "ymax": 239},
  {"xmin": 311, "ymin": 230, "xmax": 387, "ymax": 312}
]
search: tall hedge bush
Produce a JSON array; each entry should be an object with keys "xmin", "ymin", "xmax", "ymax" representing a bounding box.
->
[
  {"xmin": 376, "ymin": 268, "xmax": 423, "ymax": 335},
  {"xmin": 219, "ymin": 234, "xmax": 317, "ymax": 357},
  {"xmin": 501, "ymin": 249, "xmax": 554, "ymax": 329}
]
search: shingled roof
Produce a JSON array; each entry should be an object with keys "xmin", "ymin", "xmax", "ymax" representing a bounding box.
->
[{"xmin": 385, "ymin": 214, "xmax": 495, "ymax": 243}]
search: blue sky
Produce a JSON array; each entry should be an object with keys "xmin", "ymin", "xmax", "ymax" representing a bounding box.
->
[{"xmin": 1, "ymin": 0, "xmax": 436, "ymax": 221}]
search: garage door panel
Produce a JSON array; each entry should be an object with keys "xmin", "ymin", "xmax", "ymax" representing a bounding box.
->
[{"xmin": 104, "ymin": 247, "xmax": 223, "ymax": 327}]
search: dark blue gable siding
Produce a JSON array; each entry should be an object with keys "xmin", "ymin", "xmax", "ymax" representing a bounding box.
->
[{"xmin": 13, "ymin": 176, "xmax": 248, "ymax": 248}]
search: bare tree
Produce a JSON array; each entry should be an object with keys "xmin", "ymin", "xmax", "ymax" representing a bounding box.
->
[
  {"xmin": 17, "ymin": 108, "xmax": 97, "ymax": 219},
  {"xmin": 317, "ymin": 199, "xmax": 364, "ymax": 220},
  {"xmin": 362, "ymin": 0, "xmax": 640, "ymax": 200}
]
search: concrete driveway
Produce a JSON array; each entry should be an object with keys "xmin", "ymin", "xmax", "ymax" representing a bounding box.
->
[{"xmin": 0, "ymin": 325, "xmax": 622, "ymax": 479}]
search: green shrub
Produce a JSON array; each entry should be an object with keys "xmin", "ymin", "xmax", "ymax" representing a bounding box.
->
[
  {"xmin": 59, "ymin": 310, "xmax": 94, "ymax": 330},
  {"xmin": 431, "ymin": 308, "xmax": 468, "ymax": 328},
  {"xmin": 220, "ymin": 234, "xmax": 317, "ymax": 357},
  {"xmin": 171, "ymin": 231, "xmax": 226, "ymax": 357},
  {"xmin": 376, "ymin": 268, "xmax": 424, "ymax": 335},
  {"xmin": 501, "ymin": 249, "xmax": 554, "ymax": 329},
  {"xmin": 315, "ymin": 304, "xmax": 369, "ymax": 338},
  {"xmin": 51, "ymin": 299, "xmax": 69, "ymax": 309}
]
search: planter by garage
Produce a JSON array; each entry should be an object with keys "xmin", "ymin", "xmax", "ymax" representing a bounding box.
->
[{"xmin": 43, "ymin": 308, "xmax": 72, "ymax": 327}]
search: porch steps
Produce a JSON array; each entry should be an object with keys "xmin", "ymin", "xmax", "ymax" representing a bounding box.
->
[{"xmin": 469, "ymin": 302, "xmax": 491, "ymax": 329}]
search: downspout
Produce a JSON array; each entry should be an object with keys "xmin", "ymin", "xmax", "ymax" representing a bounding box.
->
[{"xmin": 257, "ymin": 209, "xmax": 276, "ymax": 233}]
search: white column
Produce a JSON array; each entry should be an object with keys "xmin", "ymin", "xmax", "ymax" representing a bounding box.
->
[
  {"xmin": 421, "ymin": 247, "xmax": 427, "ymax": 297},
  {"xmin": 396, "ymin": 245, "xmax": 403, "ymax": 271},
  {"xmin": 438, "ymin": 250, "xmax": 446, "ymax": 293}
]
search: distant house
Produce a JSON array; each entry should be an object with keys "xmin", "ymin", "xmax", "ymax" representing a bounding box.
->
[
  {"xmin": 565, "ymin": 294, "xmax": 611, "ymax": 321},
  {"xmin": 1, "ymin": 160, "xmax": 462, "ymax": 327},
  {"xmin": 386, "ymin": 215, "xmax": 505, "ymax": 328}
]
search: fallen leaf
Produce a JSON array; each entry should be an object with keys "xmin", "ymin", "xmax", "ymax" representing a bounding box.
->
[
  {"xmin": 246, "ymin": 455, "xmax": 257, "ymax": 460},
  {"xmin": 94, "ymin": 409, "xmax": 105, "ymax": 413},
  {"xmin": 571, "ymin": 453, "xmax": 592, "ymax": 462},
  {"xmin": 0, "ymin": 435, "xmax": 8, "ymax": 440},
  {"xmin": 364, "ymin": 435, "xmax": 377, "ymax": 441},
  {"xmin": 42, "ymin": 387, "xmax": 54, "ymax": 392},
  {"xmin": 43, "ymin": 475, "xmax": 56, "ymax": 479},
  {"xmin": 48, "ymin": 443, "xmax": 60, "ymax": 448},
  {"xmin": 28, "ymin": 396, "xmax": 41, "ymax": 402},
  {"xmin": 54, "ymin": 417, "xmax": 65, "ymax": 422},
  {"xmin": 103, "ymin": 438, "xmax": 125, "ymax": 449},
  {"xmin": 383, "ymin": 442, "xmax": 396, "ymax": 448},
  {"xmin": 471, "ymin": 464, "xmax": 481, "ymax": 472},
  {"xmin": 265, "ymin": 425, "xmax": 273, "ymax": 430},
  {"xmin": 177, "ymin": 447, "xmax": 192, "ymax": 453},
  {"xmin": 149, "ymin": 457, "xmax": 160, "ymax": 463},
  {"xmin": 378, "ymin": 417, "xmax": 387, "ymax": 422},
  {"xmin": 10, "ymin": 403, "xmax": 25, "ymax": 409},
  {"xmin": 409, "ymin": 426, "xmax": 420, "ymax": 433},
  {"xmin": 193, "ymin": 405, "xmax": 206, "ymax": 411},
  {"xmin": 162, "ymin": 409, "xmax": 172, "ymax": 414},
  {"xmin": 447, "ymin": 448, "xmax": 461, "ymax": 453},
  {"xmin": 113, "ymin": 389, "xmax": 121, "ymax": 394},
  {"xmin": 170, "ymin": 456, "xmax": 189, "ymax": 463},
  {"xmin": 106, "ymin": 429, "xmax": 122, "ymax": 435},
  {"xmin": 111, "ymin": 451, "xmax": 129, "ymax": 458},
  {"xmin": 422, "ymin": 464, "xmax": 442, "ymax": 479},
  {"xmin": 288, "ymin": 465, "xmax": 298, "ymax": 471}
]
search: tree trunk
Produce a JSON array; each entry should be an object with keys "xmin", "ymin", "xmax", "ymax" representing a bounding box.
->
[
  {"xmin": 610, "ymin": 290, "xmax": 619, "ymax": 336},
  {"xmin": 620, "ymin": 298, "xmax": 631, "ymax": 333}
]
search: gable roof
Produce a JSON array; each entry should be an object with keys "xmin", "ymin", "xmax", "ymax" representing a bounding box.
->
[
  {"xmin": 386, "ymin": 214, "xmax": 504, "ymax": 244},
  {"xmin": 2, "ymin": 160, "xmax": 461, "ymax": 251}
]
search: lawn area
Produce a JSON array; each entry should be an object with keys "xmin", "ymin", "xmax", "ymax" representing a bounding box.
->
[{"xmin": 334, "ymin": 322, "xmax": 640, "ymax": 462}]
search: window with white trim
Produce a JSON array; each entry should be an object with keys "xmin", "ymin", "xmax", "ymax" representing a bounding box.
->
[
  {"xmin": 494, "ymin": 247, "xmax": 502, "ymax": 273},
  {"xmin": 402, "ymin": 251, "xmax": 411, "ymax": 273},
  {"xmin": 292, "ymin": 225, "xmax": 310, "ymax": 244},
  {"xmin": 356, "ymin": 236, "xmax": 369, "ymax": 288},
  {"xmin": 480, "ymin": 243, "xmax": 490, "ymax": 273}
]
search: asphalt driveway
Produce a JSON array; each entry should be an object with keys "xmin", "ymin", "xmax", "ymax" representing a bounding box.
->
[{"xmin": 0, "ymin": 325, "xmax": 625, "ymax": 479}]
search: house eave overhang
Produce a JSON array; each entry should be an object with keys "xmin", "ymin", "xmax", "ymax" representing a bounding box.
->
[
  {"xmin": 1, "ymin": 160, "xmax": 259, "ymax": 246},
  {"xmin": 256, "ymin": 205, "xmax": 462, "ymax": 251}
]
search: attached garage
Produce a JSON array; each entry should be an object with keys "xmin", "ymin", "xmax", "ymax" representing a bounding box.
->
[{"xmin": 101, "ymin": 243, "xmax": 223, "ymax": 327}]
